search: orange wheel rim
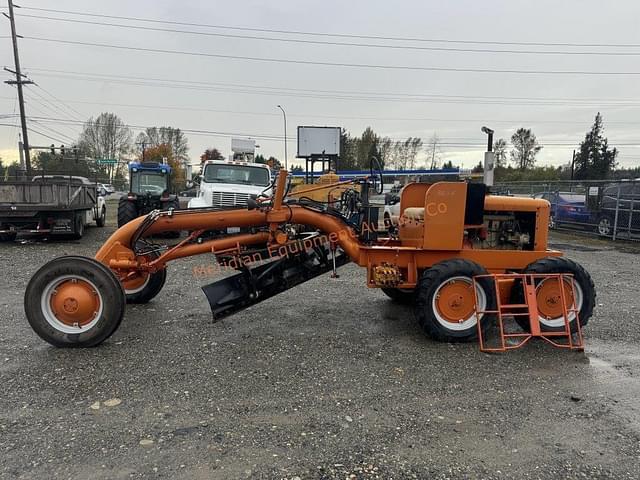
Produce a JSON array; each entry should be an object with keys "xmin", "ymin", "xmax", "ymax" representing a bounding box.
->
[
  {"xmin": 435, "ymin": 279, "xmax": 476, "ymax": 323},
  {"xmin": 49, "ymin": 278, "xmax": 101, "ymax": 327},
  {"xmin": 536, "ymin": 278, "xmax": 574, "ymax": 319},
  {"xmin": 121, "ymin": 272, "xmax": 149, "ymax": 292}
]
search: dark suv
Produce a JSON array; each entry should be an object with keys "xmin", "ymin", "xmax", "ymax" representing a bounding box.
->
[{"xmin": 594, "ymin": 182, "xmax": 640, "ymax": 236}]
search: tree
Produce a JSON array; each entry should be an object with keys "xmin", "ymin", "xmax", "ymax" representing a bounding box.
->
[
  {"xmin": 510, "ymin": 128, "xmax": 542, "ymax": 170},
  {"xmin": 493, "ymin": 138, "xmax": 508, "ymax": 168},
  {"xmin": 201, "ymin": 148, "xmax": 224, "ymax": 163},
  {"xmin": 574, "ymin": 113, "xmax": 618, "ymax": 180},
  {"xmin": 78, "ymin": 112, "xmax": 133, "ymax": 182},
  {"xmin": 136, "ymin": 127, "xmax": 189, "ymax": 163},
  {"xmin": 290, "ymin": 165, "xmax": 304, "ymax": 174},
  {"xmin": 379, "ymin": 136, "xmax": 393, "ymax": 169},
  {"xmin": 356, "ymin": 127, "xmax": 381, "ymax": 169},
  {"xmin": 141, "ymin": 143, "xmax": 186, "ymax": 191},
  {"xmin": 472, "ymin": 161, "xmax": 484, "ymax": 173},
  {"xmin": 425, "ymin": 133, "xmax": 442, "ymax": 169},
  {"xmin": 255, "ymin": 154, "xmax": 266, "ymax": 164},
  {"xmin": 392, "ymin": 137, "xmax": 423, "ymax": 170},
  {"xmin": 267, "ymin": 156, "xmax": 282, "ymax": 170},
  {"xmin": 442, "ymin": 160, "xmax": 455, "ymax": 169},
  {"xmin": 339, "ymin": 129, "xmax": 358, "ymax": 171}
]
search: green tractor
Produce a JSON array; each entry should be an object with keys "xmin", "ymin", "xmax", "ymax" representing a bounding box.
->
[{"xmin": 117, "ymin": 162, "xmax": 180, "ymax": 227}]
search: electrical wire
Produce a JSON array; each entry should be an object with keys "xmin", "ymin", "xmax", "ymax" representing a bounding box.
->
[
  {"xmin": 23, "ymin": 36, "xmax": 640, "ymax": 76},
  {"xmin": 24, "ymin": 68, "xmax": 640, "ymax": 107},
  {"xmin": 19, "ymin": 6, "xmax": 640, "ymax": 49},
  {"xmin": 15, "ymin": 13, "xmax": 640, "ymax": 57}
]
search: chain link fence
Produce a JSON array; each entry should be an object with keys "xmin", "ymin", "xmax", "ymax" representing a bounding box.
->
[{"xmin": 493, "ymin": 179, "xmax": 640, "ymax": 242}]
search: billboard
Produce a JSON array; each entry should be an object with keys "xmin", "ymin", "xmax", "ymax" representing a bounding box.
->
[
  {"xmin": 297, "ymin": 126, "xmax": 341, "ymax": 157},
  {"xmin": 231, "ymin": 138, "xmax": 255, "ymax": 154}
]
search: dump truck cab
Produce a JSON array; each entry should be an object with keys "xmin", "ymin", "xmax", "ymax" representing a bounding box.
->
[
  {"xmin": 117, "ymin": 162, "xmax": 178, "ymax": 227},
  {"xmin": 188, "ymin": 160, "xmax": 272, "ymax": 209}
]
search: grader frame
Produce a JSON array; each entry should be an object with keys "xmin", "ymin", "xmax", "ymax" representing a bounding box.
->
[{"xmin": 23, "ymin": 168, "xmax": 595, "ymax": 348}]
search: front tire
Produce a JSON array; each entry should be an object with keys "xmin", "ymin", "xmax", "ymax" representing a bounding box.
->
[
  {"xmin": 24, "ymin": 256, "xmax": 126, "ymax": 347},
  {"xmin": 511, "ymin": 256, "xmax": 595, "ymax": 333},
  {"xmin": 415, "ymin": 259, "xmax": 495, "ymax": 342}
]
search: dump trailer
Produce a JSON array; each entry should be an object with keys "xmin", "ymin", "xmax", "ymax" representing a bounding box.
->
[
  {"xmin": 23, "ymin": 162, "xmax": 595, "ymax": 348},
  {"xmin": 0, "ymin": 175, "xmax": 106, "ymax": 241}
]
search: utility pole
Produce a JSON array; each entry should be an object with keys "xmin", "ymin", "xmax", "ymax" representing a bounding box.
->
[
  {"xmin": 4, "ymin": 0, "xmax": 33, "ymax": 175},
  {"xmin": 570, "ymin": 150, "xmax": 576, "ymax": 181}
]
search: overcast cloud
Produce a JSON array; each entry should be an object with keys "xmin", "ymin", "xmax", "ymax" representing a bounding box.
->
[{"xmin": 2, "ymin": 0, "xmax": 640, "ymax": 169}]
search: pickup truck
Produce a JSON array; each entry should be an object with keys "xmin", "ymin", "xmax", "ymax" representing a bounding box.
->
[{"xmin": 0, "ymin": 175, "xmax": 107, "ymax": 241}]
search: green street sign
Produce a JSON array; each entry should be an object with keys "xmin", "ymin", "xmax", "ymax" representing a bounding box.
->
[{"xmin": 97, "ymin": 158, "xmax": 117, "ymax": 165}]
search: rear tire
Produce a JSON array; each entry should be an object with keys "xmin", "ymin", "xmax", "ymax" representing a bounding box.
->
[
  {"xmin": 96, "ymin": 206, "xmax": 106, "ymax": 227},
  {"xmin": 72, "ymin": 214, "xmax": 84, "ymax": 240},
  {"xmin": 24, "ymin": 256, "xmax": 125, "ymax": 347},
  {"xmin": 511, "ymin": 256, "xmax": 595, "ymax": 333},
  {"xmin": 596, "ymin": 215, "xmax": 613, "ymax": 237},
  {"xmin": 117, "ymin": 197, "xmax": 138, "ymax": 227},
  {"xmin": 381, "ymin": 287, "xmax": 415, "ymax": 304},
  {"xmin": 415, "ymin": 259, "xmax": 495, "ymax": 342}
]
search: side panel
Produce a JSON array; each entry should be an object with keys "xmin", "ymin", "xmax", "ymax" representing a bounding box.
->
[{"xmin": 423, "ymin": 182, "xmax": 467, "ymax": 250}]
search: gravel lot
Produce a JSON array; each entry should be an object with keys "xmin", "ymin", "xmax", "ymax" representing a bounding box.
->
[{"xmin": 1, "ymin": 209, "xmax": 640, "ymax": 479}]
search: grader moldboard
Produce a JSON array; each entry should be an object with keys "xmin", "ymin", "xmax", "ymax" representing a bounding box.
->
[{"xmin": 24, "ymin": 162, "xmax": 595, "ymax": 348}]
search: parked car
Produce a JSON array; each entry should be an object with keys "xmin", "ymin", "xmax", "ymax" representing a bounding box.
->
[
  {"xmin": 590, "ymin": 182, "xmax": 640, "ymax": 237},
  {"xmin": 532, "ymin": 191, "xmax": 590, "ymax": 230}
]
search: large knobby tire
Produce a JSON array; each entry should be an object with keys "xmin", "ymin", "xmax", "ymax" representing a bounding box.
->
[
  {"xmin": 511, "ymin": 256, "xmax": 595, "ymax": 333},
  {"xmin": 96, "ymin": 206, "xmax": 106, "ymax": 227},
  {"xmin": 24, "ymin": 256, "xmax": 126, "ymax": 348},
  {"xmin": 117, "ymin": 197, "xmax": 138, "ymax": 228},
  {"xmin": 381, "ymin": 287, "xmax": 415, "ymax": 304},
  {"xmin": 415, "ymin": 259, "xmax": 496, "ymax": 342}
]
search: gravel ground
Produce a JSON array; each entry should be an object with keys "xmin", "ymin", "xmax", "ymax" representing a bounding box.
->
[{"xmin": 1, "ymin": 211, "xmax": 640, "ymax": 479}]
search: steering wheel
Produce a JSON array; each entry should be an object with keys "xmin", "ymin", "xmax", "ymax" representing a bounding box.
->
[{"xmin": 369, "ymin": 156, "xmax": 384, "ymax": 195}]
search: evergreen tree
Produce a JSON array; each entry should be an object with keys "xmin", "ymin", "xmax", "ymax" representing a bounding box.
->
[{"xmin": 574, "ymin": 113, "xmax": 618, "ymax": 180}]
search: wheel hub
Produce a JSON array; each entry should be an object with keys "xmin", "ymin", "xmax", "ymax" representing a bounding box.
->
[
  {"xmin": 536, "ymin": 279, "xmax": 574, "ymax": 320},
  {"xmin": 50, "ymin": 279, "xmax": 100, "ymax": 327},
  {"xmin": 436, "ymin": 280, "xmax": 475, "ymax": 323}
]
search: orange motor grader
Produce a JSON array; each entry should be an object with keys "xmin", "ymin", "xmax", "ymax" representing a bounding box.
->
[{"xmin": 23, "ymin": 162, "xmax": 595, "ymax": 347}]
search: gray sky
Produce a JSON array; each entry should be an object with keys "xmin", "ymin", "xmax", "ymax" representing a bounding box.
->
[{"xmin": 2, "ymin": 0, "xmax": 640, "ymax": 169}]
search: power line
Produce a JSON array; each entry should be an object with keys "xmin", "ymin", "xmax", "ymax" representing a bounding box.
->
[
  {"xmin": 25, "ymin": 115, "xmax": 640, "ymax": 148},
  {"xmin": 24, "ymin": 68, "xmax": 640, "ymax": 107},
  {"xmin": 7, "ymin": 93, "xmax": 638, "ymax": 127},
  {"xmin": 19, "ymin": 5, "xmax": 640, "ymax": 49},
  {"xmin": 15, "ymin": 13, "xmax": 640, "ymax": 57},
  {"xmin": 24, "ymin": 36, "xmax": 640, "ymax": 76},
  {"xmin": 34, "ymin": 83, "xmax": 86, "ymax": 121}
]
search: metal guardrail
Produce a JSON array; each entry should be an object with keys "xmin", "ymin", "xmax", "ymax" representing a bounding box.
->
[{"xmin": 493, "ymin": 179, "xmax": 640, "ymax": 242}]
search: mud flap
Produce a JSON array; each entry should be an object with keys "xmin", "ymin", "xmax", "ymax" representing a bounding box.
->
[{"xmin": 202, "ymin": 247, "xmax": 349, "ymax": 320}]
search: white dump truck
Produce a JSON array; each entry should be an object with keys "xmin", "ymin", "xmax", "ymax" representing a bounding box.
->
[{"xmin": 188, "ymin": 160, "xmax": 272, "ymax": 211}]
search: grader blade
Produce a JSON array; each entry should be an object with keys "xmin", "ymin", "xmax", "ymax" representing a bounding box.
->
[{"xmin": 202, "ymin": 247, "xmax": 349, "ymax": 320}]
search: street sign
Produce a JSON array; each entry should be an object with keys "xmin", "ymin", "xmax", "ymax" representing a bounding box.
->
[{"xmin": 97, "ymin": 158, "xmax": 117, "ymax": 165}]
